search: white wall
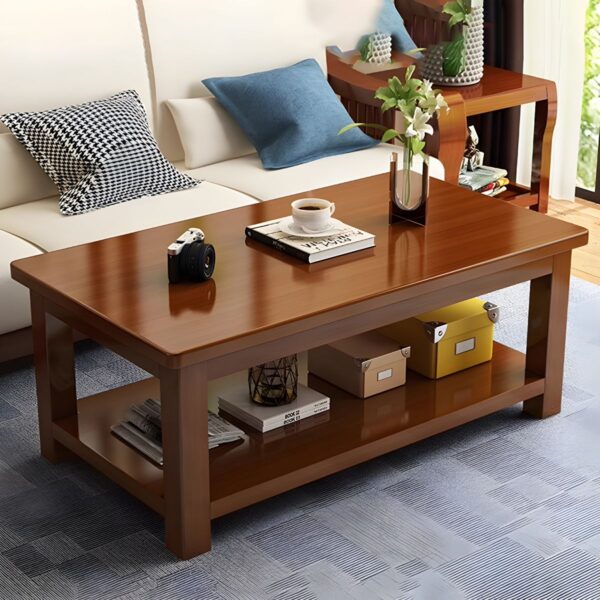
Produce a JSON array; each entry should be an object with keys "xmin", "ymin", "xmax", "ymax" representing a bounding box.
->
[{"xmin": 517, "ymin": 0, "xmax": 588, "ymax": 200}]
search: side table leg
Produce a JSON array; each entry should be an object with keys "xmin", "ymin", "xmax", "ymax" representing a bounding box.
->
[
  {"xmin": 161, "ymin": 363, "xmax": 211, "ymax": 559},
  {"xmin": 30, "ymin": 293, "xmax": 77, "ymax": 463},
  {"xmin": 530, "ymin": 84, "xmax": 557, "ymax": 214},
  {"xmin": 524, "ymin": 252, "xmax": 571, "ymax": 418}
]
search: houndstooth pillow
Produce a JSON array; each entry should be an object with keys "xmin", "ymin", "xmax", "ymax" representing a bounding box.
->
[{"xmin": 0, "ymin": 90, "xmax": 199, "ymax": 215}]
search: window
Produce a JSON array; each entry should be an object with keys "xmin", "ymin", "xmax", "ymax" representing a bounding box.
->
[{"xmin": 577, "ymin": 0, "xmax": 600, "ymax": 203}]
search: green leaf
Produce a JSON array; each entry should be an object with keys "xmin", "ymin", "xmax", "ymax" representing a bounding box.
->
[
  {"xmin": 405, "ymin": 47, "xmax": 427, "ymax": 56},
  {"xmin": 358, "ymin": 36, "xmax": 372, "ymax": 61},
  {"xmin": 381, "ymin": 129, "xmax": 401, "ymax": 143},
  {"xmin": 388, "ymin": 76, "xmax": 403, "ymax": 96},
  {"xmin": 338, "ymin": 123, "xmax": 365, "ymax": 135},
  {"xmin": 339, "ymin": 122, "xmax": 389, "ymax": 135},
  {"xmin": 410, "ymin": 138, "xmax": 426, "ymax": 155},
  {"xmin": 448, "ymin": 13, "xmax": 465, "ymax": 27},
  {"xmin": 442, "ymin": 35, "xmax": 465, "ymax": 77},
  {"xmin": 381, "ymin": 98, "xmax": 398, "ymax": 112},
  {"xmin": 442, "ymin": 0, "xmax": 467, "ymax": 27},
  {"xmin": 374, "ymin": 86, "xmax": 395, "ymax": 102}
]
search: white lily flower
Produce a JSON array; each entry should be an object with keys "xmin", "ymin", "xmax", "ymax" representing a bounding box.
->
[
  {"xmin": 420, "ymin": 80, "xmax": 434, "ymax": 96},
  {"xmin": 419, "ymin": 92, "xmax": 449, "ymax": 115},
  {"xmin": 405, "ymin": 107, "xmax": 434, "ymax": 140},
  {"xmin": 436, "ymin": 93, "xmax": 449, "ymax": 113}
]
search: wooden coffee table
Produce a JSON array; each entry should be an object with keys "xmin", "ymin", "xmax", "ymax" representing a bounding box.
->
[{"xmin": 11, "ymin": 175, "xmax": 588, "ymax": 559}]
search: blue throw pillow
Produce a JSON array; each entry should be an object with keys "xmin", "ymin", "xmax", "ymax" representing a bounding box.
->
[
  {"xmin": 377, "ymin": 0, "xmax": 421, "ymax": 57},
  {"xmin": 203, "ymin": 59, "xmax": 377, "ymax": 170}
]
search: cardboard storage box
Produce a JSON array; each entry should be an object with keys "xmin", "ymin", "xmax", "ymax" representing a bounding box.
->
[
  {"xmin": 308, "ymin": 331, "xmax": 411, "ymax": 398},
  {"xmin": 378, "ymin": 298, "xmax": 499, "ymax": 380}
]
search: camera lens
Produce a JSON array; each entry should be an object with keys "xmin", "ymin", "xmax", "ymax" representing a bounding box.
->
[{"xmin": 181, "ymin": 242, "xmax": 216, "ymax": 281}]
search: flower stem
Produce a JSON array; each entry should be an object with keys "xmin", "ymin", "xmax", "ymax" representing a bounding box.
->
[{"xmin": 403, "ymin": 146, "xmax": 413, "ymax": 206}]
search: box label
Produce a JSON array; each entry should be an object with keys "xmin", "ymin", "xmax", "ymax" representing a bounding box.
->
[
  {"xmin": 377, "ymin": 368, "xmax": 393, "ymax": 381},
  {"xmin": 455, "ymin": 337, "xmax": 476, "ymax": 355}
]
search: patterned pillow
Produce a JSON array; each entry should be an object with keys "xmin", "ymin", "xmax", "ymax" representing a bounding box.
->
[{"xmin": 0, "ymin": 90, "xmax": 199, "ymax": 215}]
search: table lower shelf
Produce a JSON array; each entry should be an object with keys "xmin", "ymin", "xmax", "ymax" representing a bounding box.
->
[{"xmin": 53, "ymin": 342, "xmax": 543, "ymax": 519}]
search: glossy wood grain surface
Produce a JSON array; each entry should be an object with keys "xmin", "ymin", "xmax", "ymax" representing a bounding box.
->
[
  {"xmin": 53, "ymin": 342, "xmax": 540, "ymax": 519},
  {"xmin": 11, "ymin": 176, "xmax": 587, "ymax": 366}
]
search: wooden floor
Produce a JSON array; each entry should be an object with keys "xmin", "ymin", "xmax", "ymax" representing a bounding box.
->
[{"xmin": 549, "ymin": 197, "xmax": 600, "ymax": 285}]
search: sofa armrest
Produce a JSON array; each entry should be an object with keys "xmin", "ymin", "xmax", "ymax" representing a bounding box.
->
[{"xmin": 327, "ymin": 48, "xmax": 467, "ymax": 184}]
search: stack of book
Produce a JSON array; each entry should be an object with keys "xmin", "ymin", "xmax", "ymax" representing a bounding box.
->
[
  {"xmin": 218, "ymin": 384, "xmax": 330, "ymax": 432},
  {"xmin": 111, "ymin": 398, "xmax": 245, "ymax": 466},
  {"xmin": 459, "ymin": 166, "xmax": 510, "ymax": 197},
  {"xmin": 245, "ymin": 220, "xmax": 375, "ymax": 264}
]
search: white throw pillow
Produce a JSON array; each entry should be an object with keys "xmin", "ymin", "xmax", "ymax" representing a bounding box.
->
[{"xmin": 166, "ymin": 97, "xmax": 256, "ymax": 169}]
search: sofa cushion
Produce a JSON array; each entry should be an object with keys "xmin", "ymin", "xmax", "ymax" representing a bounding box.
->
[
  {"xmin": 0, "ymin": 183, "xmax": 257, "ymax": 253},
  {"xmin": 0, "ymin": 231, "xmax": 43, "ymax": 334},
  {"xmin": 0, "ymin": 0, "xmax": 153, "ymax": 210},
  {"xmin": 186, "ymin": 143, "xmax": 445, "ymax": 201},
  {"xmin": 140, "ymin": 0, "xmax": 328, "ymax": 161},
  {"xmin": 166, "ymin": 97, "xmax": 255, "ymax": 169},
  {"xmin": 376, "ymin": 0, "xmax": 421, "ymax": 56},
  {"xmin": 2, "ymin": 90, "xmax": 199, "ymax": 216},
  {"xmin": 203, "ymin": 59, "xmax": 377, "ymax": 170}
]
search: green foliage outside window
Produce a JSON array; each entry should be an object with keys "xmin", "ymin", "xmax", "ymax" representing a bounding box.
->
[{"xmin": 578, "ymin": 0, "xmax": 600, "ymax": 191}]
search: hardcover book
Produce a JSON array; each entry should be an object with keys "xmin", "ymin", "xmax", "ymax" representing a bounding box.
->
[
  {"xmin": 218, "ymin": 384, "xmax": 330, "ymax": 432},
  {"xmin": 245, "ymin": 219, "xmax": 375, "ymax": 263}
]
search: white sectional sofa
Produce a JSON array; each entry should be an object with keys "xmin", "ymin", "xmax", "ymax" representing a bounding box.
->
[{"xmin": 0, "ymin": 0, "xmax": 444, "ymax": 350}]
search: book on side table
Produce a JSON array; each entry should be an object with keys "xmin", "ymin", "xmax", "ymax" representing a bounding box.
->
[
  {"xmin": 245, "ymin": 219, "xmax": 375, "ymax": 263},
  {"xmin": 218, "ymin": 384, "xmax": 330, "ymax": 432},
  {"xmin": 459, "ymin": 166, "xmax": 509, "ymax": 197}
]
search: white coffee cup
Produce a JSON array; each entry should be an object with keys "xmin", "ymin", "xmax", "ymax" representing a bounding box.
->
[{"xmin": 291, "ymin": 198, "xmax": 336, "ymax": 233}]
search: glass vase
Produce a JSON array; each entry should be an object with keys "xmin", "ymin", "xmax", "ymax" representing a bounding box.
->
[
  {"xmin": 248, "ymin": 354, "xmax": 298, "ymax": 406},
  {"xmin": 389, "ymin": 149, "xmax": 429, "ymax": 227}
]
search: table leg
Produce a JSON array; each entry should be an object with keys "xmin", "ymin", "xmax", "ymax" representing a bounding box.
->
[
  {"xmin": 524, "ymin": 252, "xmax": 571, "ymax": 418},
  {"xmin": 160, "ymin": 363, "xmax": 211, "ymax": 559},
  {"xmin": 530, "ymin": 84, "xmax": 557, "ymax": 214},
  {"xmin": 30, "ymin": 292, "xmax": 77, "ymax": 463}
]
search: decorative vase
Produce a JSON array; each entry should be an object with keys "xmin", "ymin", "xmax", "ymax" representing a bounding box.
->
[
  {"xmin": 420, "ymin": 1, "xmax": 484, "ymax": 86},
  {"xmin": 389, "ymin": 151, "xmax": 429, "ymax": 227},
  {"xmin": 248, "ymin": 354, "xmax": 298, "ymax": 406},
  {"xmin": 365, "ymin": 32, "xmax": 392, "ymax": 64}
]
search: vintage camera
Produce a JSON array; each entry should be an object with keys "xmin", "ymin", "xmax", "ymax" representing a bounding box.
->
[{"xmin": 167, "ymin": 228, "xmax": 216, "ymax": 283}]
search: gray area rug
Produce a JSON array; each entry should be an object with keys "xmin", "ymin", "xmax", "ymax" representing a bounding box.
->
[{"xmin": 1, "ymin": 277, "xmax": 599, "ymax": 600}]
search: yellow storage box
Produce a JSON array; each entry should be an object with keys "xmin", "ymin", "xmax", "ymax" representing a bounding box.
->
[{"xmin": 378, "ymin": 299, "xmax": 499, "ymax": 379}]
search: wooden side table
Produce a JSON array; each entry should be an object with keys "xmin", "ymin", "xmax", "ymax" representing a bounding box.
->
[
  {"xmin": 328, "ymin": 50, "xmax": 557, "ymax": 214},
  {"xmin": 437, "ymin": 66, "xmax": 557, "ymax": 213}
]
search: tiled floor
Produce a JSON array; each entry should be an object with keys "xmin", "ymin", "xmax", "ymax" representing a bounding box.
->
[{"xmin": 0, "ymin": 278, "xmax": 599, "ymax": 599}]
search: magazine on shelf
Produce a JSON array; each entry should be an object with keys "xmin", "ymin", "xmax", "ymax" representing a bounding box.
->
[
  {"xmin": 459, "ymin": 166, "xmax": 508, "ymax": 191},
  {"xmin": 111, "ymin": 398, "xmax": 245, "ymax": 466},
  {"xmin": 218, "ymin": 384, "xmax": 330, "ymax": 432},
  {"xmin": 245, "ymin": 219, "xmax": 375, "ymax": 263}
]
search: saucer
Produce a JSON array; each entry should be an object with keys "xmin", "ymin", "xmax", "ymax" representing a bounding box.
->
[{"xmin": 279, "ymin": 216, "xmax": 344, "ymax": 238}]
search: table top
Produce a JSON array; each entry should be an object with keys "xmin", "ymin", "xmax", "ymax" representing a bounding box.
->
[
  {"xmin": 12, "ymin": 175, "xmax": 587, "ymax": 363},
  {"xmin": 328, "ymin": 48, "xmax": 555, "ymax": 115}
]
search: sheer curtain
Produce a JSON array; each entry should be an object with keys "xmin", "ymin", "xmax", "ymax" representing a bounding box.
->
[{"xmin": 517, "ymin": 0, "xmax": 588, "ymax": 200}]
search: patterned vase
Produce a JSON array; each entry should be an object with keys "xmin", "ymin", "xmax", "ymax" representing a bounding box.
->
[
  {"xmin": 420, "ymin": 2, "xmax": 484, "ymax": 86},
  {"xmin": 365, "ymin": 32, "xmax": 393, "ymax": 64}
]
